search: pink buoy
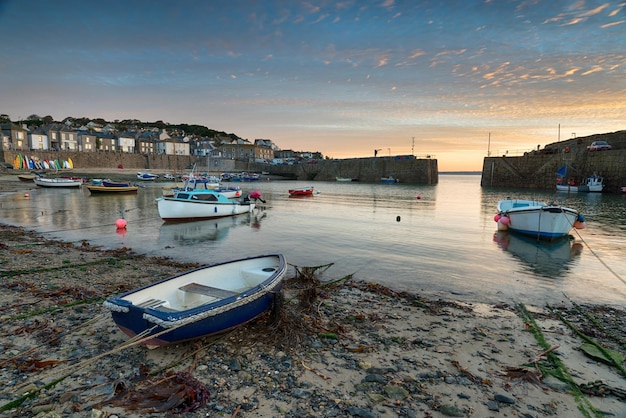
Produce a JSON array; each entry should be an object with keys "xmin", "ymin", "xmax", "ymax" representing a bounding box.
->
[
  {"xmin": 115, "ymin": 218, "xmax": 127, "ymax": 229},
  {"xmin": 249, "ymin": 190, "xmax": 262, "ymax": 200},
  {"xmin": 574, "ymin": 221, "xmax": 586, "ymax": 230},
  {"xmin": 494, "ymin": 214, "xmax": 501, "ymax": 222},
  {"xmin": 416, "ymin": 194, "xmax": 421, "ymax": 200},
  {"xmin": 499, "ymin": 216, "xmax": 510, "ymax": 226},
  {"xmin": 24, "ymin": 193, "xmax": 30, "ymax": 198}
]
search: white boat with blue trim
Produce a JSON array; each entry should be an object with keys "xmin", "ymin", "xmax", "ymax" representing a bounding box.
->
[
  {"xmin": 156, "ymin": 189, "xmax": 256, "ymax": 222},
  {"xmin": 495, "ymin": 199, "xmax": 585, "ymax": 240},
  {"xmin": 103, "ymin": 254, "xmax": 286, "ymax": 347}
]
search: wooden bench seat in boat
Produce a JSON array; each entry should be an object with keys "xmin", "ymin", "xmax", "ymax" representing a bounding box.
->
[
  {"xmin": 136, "ymin": 298, "xmax": 177, "ymax": 311},
  {"xmin": 137, "ymin": 298, "xmax": 167, "ymax": 308},
  {"xmin": 179, "ymin": 282, "xmax": 239, "ymax": 298}
]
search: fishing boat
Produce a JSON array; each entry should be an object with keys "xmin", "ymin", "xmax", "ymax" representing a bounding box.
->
[
  {"xmin": 156, "ymin": 189, "xmax": 257, "ymax": 222},
  {"xmin": 288, "ymin": 186, "xmax": 315, "ymax": 196},
  {"xmin": 103, "ymin": 254, "xmax": 286, "ymax": 347},
  {"xmin": 555, "ymin": 165, "xmax": 604, "ymax": 193},
  {"xmin": 556, "ymin": 174, "xmax": 604, "ymax": 193},
  {"xmin": 137, "ymin": 171, "xmax": 158, "ymax": 181},
  {"xmin": 495, "ymin": 199, "xmax": 585, "ymax": 240},
  {"xmin": 86, "ymin": 181, "xmax": 139, "ymax": 194},
  {"xmin": 621, "ymin": 186, "xmax": 626, "ymax": 194},
  {"xmin": 33, "ymin": 177, "xmax": 83, "ymax": 188},
  {"xmin": 336, "ymin": 177, "xmax": 353, "ymax": 182}
]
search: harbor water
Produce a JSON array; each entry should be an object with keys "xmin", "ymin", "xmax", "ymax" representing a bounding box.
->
[{"xmin": 0, "ymin": 174, "xmax": 624, "ymax": 308}]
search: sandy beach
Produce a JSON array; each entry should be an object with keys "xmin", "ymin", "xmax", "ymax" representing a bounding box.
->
[{"xmin": 0, "ymin": 169, "xmax": 625, "ymax": 417}]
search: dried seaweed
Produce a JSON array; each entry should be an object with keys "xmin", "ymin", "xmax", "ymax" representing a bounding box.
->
[{"xmin": 105, "ymin": 370, "xmax": 210, "ymax": 413}]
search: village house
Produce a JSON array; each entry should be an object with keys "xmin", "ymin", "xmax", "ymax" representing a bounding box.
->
[
  {"xmin": 96, "ymin": 133, "xmax": 117, "ymax": 152},
  {"xmin": 28, "ymin": 128, "xmax": 49, "ymax": 151},
  {"xmin": 77, "ymin": 130, "xmax": 97, "ymax": 152},
  {"xmin": 117, "ymin": 131, "xmax": 137, "ymax": 153},
  {"xmin": 0, "ymin": 123, "xmax": 29, "ymax": 151}
]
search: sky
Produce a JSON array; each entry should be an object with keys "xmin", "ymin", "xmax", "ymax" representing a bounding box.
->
[{"xmin": 1, "ymin": 0, "xmax": 624, "ymax": 171}]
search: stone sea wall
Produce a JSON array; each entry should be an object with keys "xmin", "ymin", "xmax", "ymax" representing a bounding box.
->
[
  {"xmin": 264, "ymin": 156, "xmax": 438, "ymax": 184},
  {"xmin": 1, "ymin": 150, "xmax": 439, "ymax": 185},
  {"xmin": 481, "ymin": 131, "xmax": 626, "ymax": 193}
]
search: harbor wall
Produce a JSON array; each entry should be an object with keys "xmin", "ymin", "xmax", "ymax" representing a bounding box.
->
[
  {"xmin": 480, "ymin": 131, "xmax": 626, "ymax": 193},
  {"xmin": 1, "ymin": 150, "xmax": 438, "ymax": 184},
  {"xmin": 262, "ymin": 157, "xmax": 438, "ymax": 184},
  {"xmin": 0, "ymin": 150, "xmax": 199, "ymax": 172}
]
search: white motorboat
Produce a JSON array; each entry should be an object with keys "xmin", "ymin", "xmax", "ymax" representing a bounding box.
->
[
  {"xmin": 156, "ymin": 189, "xmax": 257, "ymax": 222},
  {"xmin": 495, "ymin": 199, "xmax": 585, "ymax": 240}
]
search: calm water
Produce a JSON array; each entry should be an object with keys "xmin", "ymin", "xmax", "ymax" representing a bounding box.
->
[{"xmin": 1, "ymin": 175, "xmax": 624, "ymax": 307}]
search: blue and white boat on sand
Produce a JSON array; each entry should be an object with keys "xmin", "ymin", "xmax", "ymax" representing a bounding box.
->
[
  {"xmin": 155, "ymin": 189, "xmax": 257, "ymax": 222},
  {"xmin": 137, "ymin": 171, "xmax": 158, "ymax": 181},
  {"xmin": 103, "ymin": 254, "xmax": 286, "ymax": 347},
  {"xmin": 495, "ymin": 199, "xmax": 585, "ymax": 240}
]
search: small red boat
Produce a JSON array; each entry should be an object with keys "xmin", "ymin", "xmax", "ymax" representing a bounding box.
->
[{"xmin": 288, "ymin": 186, "xmax": 315, "ymax": 196}]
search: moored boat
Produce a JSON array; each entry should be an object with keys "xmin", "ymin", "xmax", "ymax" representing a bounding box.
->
[
  {"xmin": 495, "ymin": 199, "xmax": 585, "ymax": 240},
  {"xmin": 556, "ymin": 174, "xmax": 604, "ymax": 193},
  {"xmin": 137, "ymin": 171, "xmax": 158, "ymax": 181},
  {"xmin": 381, "ymin": 176, "xmax": 399, "ymax": 184},
  {"xmin": 86, "ymin": 182, "xmax": 139, "ymax": 194},
  {"xmin": 103, "ymin": 254, "xmax": 286, "ymax": 347},
  {"xmin": 288, "ymin": 186, "xmax": 315, "ymax": 196},
  {"xmin": 162, "ymin": 177, "xmax": 242, "ymax": 198},
  {"xmin": 155, "ymin": 189, "xmax": 257, "ymax": 222},
  {"xmin": 33, "ymin": 177, "xmax": 83, "ymax": 188},
  {"xmin": 555, "ymin": 165, "xmax": 604, "ymax": 193},
  {"xmin": 17, "ymin": 173, "xmax": 40, "ymax": 182}
]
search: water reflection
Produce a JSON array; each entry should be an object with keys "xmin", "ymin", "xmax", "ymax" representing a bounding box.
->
[
  {"xmin": 158, "ymin": 213, "xmax": 262, "ymax": 245},
  {"xmin": 493, "ymin": 231, "xmax": 583, "ymax": 278}
]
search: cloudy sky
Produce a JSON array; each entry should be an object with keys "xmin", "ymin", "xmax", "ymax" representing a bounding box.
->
[{"xmin": 1, "ymin": 0, "xmax": 624, "ymax": 170}]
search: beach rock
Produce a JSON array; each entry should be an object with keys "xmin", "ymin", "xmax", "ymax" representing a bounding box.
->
[
  {"xmin": 487, "ymin": 400, "xmax": 499, "ymax": 411},
  {"xmin": 346, "ymin": 406, "xmax": 377, "ymax": 418},
  {"xmin": 384, "ymin": 385, "xmax": 409, "ymax": 400},
  {"xmin": 229, "ymin": 358, "xmax": 241, "ymax": 371},
  {"xmin": 494, "ymin": 393, "xmax": 516, "ymax": 404},
  {"xmin": 439, "ymin": 404, "xmax": 465, "ymax": 416},
  {"xmin": 363, "ymin": 374, "xmax": 386, "ymax": 383}
]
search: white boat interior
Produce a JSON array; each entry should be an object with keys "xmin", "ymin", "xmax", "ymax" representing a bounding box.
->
[{"xmin": 122, "ymin": 260, "xmax": 280, "ymax": 311}]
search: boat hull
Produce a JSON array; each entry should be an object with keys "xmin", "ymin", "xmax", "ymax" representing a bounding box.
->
[
  {"xmin": 289, "ymin": 187, "xmax": 314, "ymax": 196},
  {"xmin": 156, "ymin": 197, "xmax": 254, "ymax": 221},
  {"xmin": 137, "ymin": 172, "xmax": 158, "ymax": 180},
  {"xmin": 86, "ymin": 185, "xmax": 139, "ymax": 194},
  {"xmin": 33, "ymin": 178, "xmax": 82, "ymax": 188},
  {"xmin": 497, "ymin": 200, "xmax": 580, "ymax": 239},
  {"xmin": 103, "ymin": 254, "xmax": 286, "ymax": 346}
]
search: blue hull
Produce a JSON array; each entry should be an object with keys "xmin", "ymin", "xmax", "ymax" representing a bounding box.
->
[{"xmin": 104, "ymin": 254, "xmax": 286, "ymax": 346}]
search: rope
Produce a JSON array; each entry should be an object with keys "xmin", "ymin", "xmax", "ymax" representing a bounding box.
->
[{"xmin": 569, "ymin": 223, "xmax": 626, "ymax": 287}]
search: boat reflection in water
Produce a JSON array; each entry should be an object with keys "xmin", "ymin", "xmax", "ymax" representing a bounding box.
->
[
  {"xmin": 493, "ymin": 231, "xmax": 583, "ymax": 278},
  {"xmin": 159, "ymin": 214, "xmax": 257, "ymax": 245}
]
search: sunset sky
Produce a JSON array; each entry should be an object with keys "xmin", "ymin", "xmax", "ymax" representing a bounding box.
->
[{"xmin": 1, "ymin": 0, "xmax": 624, "ymax": 171}]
